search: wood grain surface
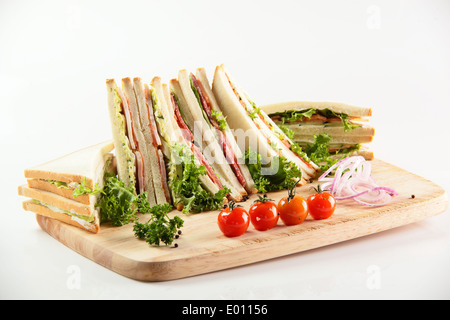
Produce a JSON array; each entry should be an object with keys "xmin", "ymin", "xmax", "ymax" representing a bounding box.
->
[{"xmin": 35, "ymin": 159, "xmax": 448, "ymax": 281}]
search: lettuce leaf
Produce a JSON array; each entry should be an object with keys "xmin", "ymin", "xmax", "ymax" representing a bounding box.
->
[
  {"xmin": 272, "ymin": 109, "xmax": 358, "ymax": 132},
  {"xmin": 244, "ymin": 150, "xmax": 302, "ymax": 193},
  {"xmin": 316, "ymin": 109, "xmax": 357, "ymax": 132},
  {"xmin": 277, "ymin": 125, "xmax": 295, "ymax": 140},
  {"xmin": 305, "ymin": 133, "xmax": 360, "ymax": 171},
  {"xmin": 275, "ymin": 108, "xmax": 316, "ymax": 124},
  {"xmin": 72, "ymin": 177, "xmax": 102, "ymax": 198},
  {"xmin": 96, "ymin": 173, "xmax": 145, "ymax": 226},
  {"xmin": 170, "ymin": 143, "xmax": 230, "ymax": 214}
]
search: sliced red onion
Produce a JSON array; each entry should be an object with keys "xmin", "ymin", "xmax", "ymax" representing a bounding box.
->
[{"xmin": 318, "ymin": 156, "xmax": 398, "ymax": 207}]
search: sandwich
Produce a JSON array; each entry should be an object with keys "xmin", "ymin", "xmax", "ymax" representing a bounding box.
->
[
  {"xmin": 169, "ymin": 69, "xmax": 257, "ymax": 201},
  {"xmin": 106, "ymin": 78, "xmax": 170, "ymax": 206},
  {"xmin": 18, "ymin": 141, "xmax": 115, "ymax": 233},
  {"xmin": 261, "ymin": 101, "xmax": 375, "ymax": 168},
  {"xmin": 211, "ymin": 64, "xmax": 320, "ymax": 190},
  {"xmin": 148, "ymin": 76, "xmax": 229, "ymax": 213}
]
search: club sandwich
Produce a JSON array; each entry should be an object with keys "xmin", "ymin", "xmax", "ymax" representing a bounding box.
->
[
  {"xmin": 18, "ymin": 141, "xmax": 115, "ymax": 233},
  {"xmin": 106, "ymin": 78, "xmax": 171, "ymax": 206},
  {"xmin": 212, "ymin": 64, "xmax": 320, "ymax": 187},
  {"xmin": 149, "ymin": 76, "xmax": 228, "ymax": 212},
  {"xmin": 261, "ymin": 101, "xmax": 375, "ymax": 161},
  {"xmin": 169, "ymin": 69, "xmax": 257, "ymax": 201}
]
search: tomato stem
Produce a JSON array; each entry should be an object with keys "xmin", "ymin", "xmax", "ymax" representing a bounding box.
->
[
  {"xmin": 287, "ymin": 179, "xmax": 302, "ymax": 203},
  {"xmin": 253, "ymin": 194, "xmax": 275, "ymax": 204},
  {"xmin": 310, "ymin": 184, "xmax": 325, "ymax": 194},
  {"xmin": 227, "ymin": 200, "xmax": 242, "ymax": 211}
]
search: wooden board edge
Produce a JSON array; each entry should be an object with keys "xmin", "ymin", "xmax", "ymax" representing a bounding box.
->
[
  {"xmin": 36, "ymin": 188, "xmax": 448, "ymax": 281},
  {"xmin": 136, "ymin": 189, "xmax": 449, "ymax": 281}
]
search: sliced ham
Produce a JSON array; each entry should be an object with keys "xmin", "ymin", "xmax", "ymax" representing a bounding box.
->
[
  {"xmin": 144, "ymin": 84, "xmax": 171, "ymax": 203},
  {"xmin": 170, "ymin": 93, "xmax": 223, "ymax": 189},
  {"xmin": 135, "ymin": 150, "xmax": 145, "ymax": 194},
  {"xmin": 190, "ymin": 73, "xmax": 247, "ymax": 189}
]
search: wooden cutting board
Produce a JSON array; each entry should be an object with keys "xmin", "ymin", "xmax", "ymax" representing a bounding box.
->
[{"xmin": 35, "ymin": 159, "xmax": 448, "ymax": 281}]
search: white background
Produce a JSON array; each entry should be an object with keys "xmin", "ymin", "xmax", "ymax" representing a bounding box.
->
[{"xmin": 1, "ymin": 0, "xmax": 449, "ymax": 299}]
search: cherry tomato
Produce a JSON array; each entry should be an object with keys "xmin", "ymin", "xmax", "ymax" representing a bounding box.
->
[
  {"xmin": 278, "ymin": 194, "xmax": 308, "ymax": 226},
  {"xmin": 249, "ymin": 195, "xmax": 279, "ymax": 231},
  {"xmin": 218, "ymin": 201, "xmax": 250, "ymax": 237},
  {"xmin": 307, "ymin": 185, "xmax": 336, "ymax": 220}
]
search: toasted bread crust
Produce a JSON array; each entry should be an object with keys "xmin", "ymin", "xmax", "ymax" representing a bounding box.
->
[
  {"xmin": 23, "ymin": 200, "xmax": 99, "ymax": 233},
  {"xmin": 26, "ymin": 179, "xmax": 90, "ymax": 205}
]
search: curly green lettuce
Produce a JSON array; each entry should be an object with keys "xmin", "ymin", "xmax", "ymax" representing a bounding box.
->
[
  {"xmin": 169, "ymin": 143, "xmax": 230, "ymax": 214},
  {"xmin": 244, "ymin": 150, "xmax": 302, "ymax": 193},
  {"xmin": 272, "ymin": 108, "xmax": 358, "ymax": 132},
  {"xmin": 305, "ymin": 133, "xmax": 361, "ymax": 171}
]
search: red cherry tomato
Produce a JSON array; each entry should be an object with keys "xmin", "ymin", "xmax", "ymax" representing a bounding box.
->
[
  {"xmin": 218, "ymin": 201, "xmax": 250, "ymax": 237},
  {"xmin": 249, "ymin": 195, "xmax": 279, "ymax": 231},
  {"xmin": 278, "ymin": 195, "xmax": 308, "ymax": 226},
  {"xmin": 307, "ymin": 186, "xmax": 336, "ymax": 220}
]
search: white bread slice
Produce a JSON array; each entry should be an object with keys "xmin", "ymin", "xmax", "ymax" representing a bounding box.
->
[
  {"xmin": 212, "ymin": 65, "xmax": 318, "ymax": 185},
  {"xmin": 22, "ymin": 200, "xmax": 100, "ymax": 234},
  {"xmin": 195, "ymin": 67, "xmax": 257, "ymax": 194},
  {"xmin": 26, "ymin": 178, "xmax": 90, "ymax": 205},
  {"xmin": 212, "ymin": 66, "xmax": 276, "ymax": 165},
  {"xmin": 106, "ymin": 79, "xmax": 136, "ymax": 191},
  {"xmin": 161, "ymin": 82, "xmax": 222, "ymax": 197},
  {"xmin": 329, "ymin": 147, "xmax": 374, "ymax": 161},
  {"xmin": 280, "ymin": 122, "xmax": 375, "ymax": 137},
  {"xmin": 151, "ymin": 77, "xmax": 184, "ymax": 147},
  {"xmin": 354, "ymin": 148, "xmax": 374, "ymax": 161},
  {"xmin": 293, "ymin": 134, "xmax": 374, "ymax": 145},
  {"xmin": 262, "ymin": 101, "xmax": 372, "ymax": 118},
  {"xmin": 24, "ymin": 140, "xmax": 113, "ymax": 188},
  {"xmin": 170, "ymin": 70, "xmax": 245, "ymax": 202},
  {"xmin": 19, "ymin": 185, "xmax": 93, "ymax": 217},
  {"xmin": 24, "ymin": 141, "xmax": 114, "ymax": 206},
  {"xmin": 121, "ymin": 78, "xmax": 156, "ymax": 206},
  {"xmin": 151, "ymin": 77, "xmax": 221, "ymax": 200},
  {"xmin": 133, "ymin": 77, "xmax": 170, "ymax": 205}
]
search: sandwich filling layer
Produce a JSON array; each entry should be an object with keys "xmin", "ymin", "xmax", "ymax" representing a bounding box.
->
[
  {"xmin": 111, "ymin": 86, "xmax": 137, "ymax": 191},
  {"xmin": 190, "ymin": 73, "xmax": 247, "ymax": 188},
  {"xmin": 31, "ymin": 199, "xmax": 94, "ymax": 222},
  {"xmin": 269, "ymin": 108, "xmax": 361, "ymax": 132},
  {"xmin": 223, "ymin": 72, "xmax": 317, "ymax": 176}
]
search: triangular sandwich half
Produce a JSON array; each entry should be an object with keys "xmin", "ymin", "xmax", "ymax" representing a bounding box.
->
[
  {"xmin": 149, "ymin": 77, "xmax": 228, "ymax": 213},
  {"xmin": 212, "ymin": 64, "xmax": 319, "ymax": 188},
  {"xmin": 261, "ymin": 101, "xmax": 375, "ymax": 162},
  {"xmin": 170, "ymin": 69, "xmax": 253, "ymax": 202},
  {"xmin": 19, "ymin": 141, "xmax": 115, "ymax": 233}
]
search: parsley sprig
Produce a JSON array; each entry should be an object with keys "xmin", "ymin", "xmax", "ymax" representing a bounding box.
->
[
  {"xmin": 133, "ymin": 203, "xmax": 184, "ymax": 247},
  {"xmin": 95, "ymin": 174, "xmax": 185, "ymax": 246}
]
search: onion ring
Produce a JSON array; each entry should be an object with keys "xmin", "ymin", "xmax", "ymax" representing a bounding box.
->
[{"xmin": 318, "ymin": 156, "xmax": 398, "ymax": 207}]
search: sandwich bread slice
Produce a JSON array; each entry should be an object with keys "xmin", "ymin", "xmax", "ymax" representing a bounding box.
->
[
  {"xmin": 19, "ymin": 141, "xmax": 115, "ymax": 233},
  {"xmin": 212, "ymin": 64, "xmax": 319, "ymax": 189},
  {"xmin": 170, "ymin": 69, "xmax": 256, "ymax": 201},
  {"xmin": 261, "ymin": 101, "xmax": 375, "ymax": 165},
  {"xmin": 106, "ymin": 78, "xmax": 171, "ymax": 206},
  {"xmin": 149, "ymin": 76, "xmax": 228, "ymax": 213}
]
